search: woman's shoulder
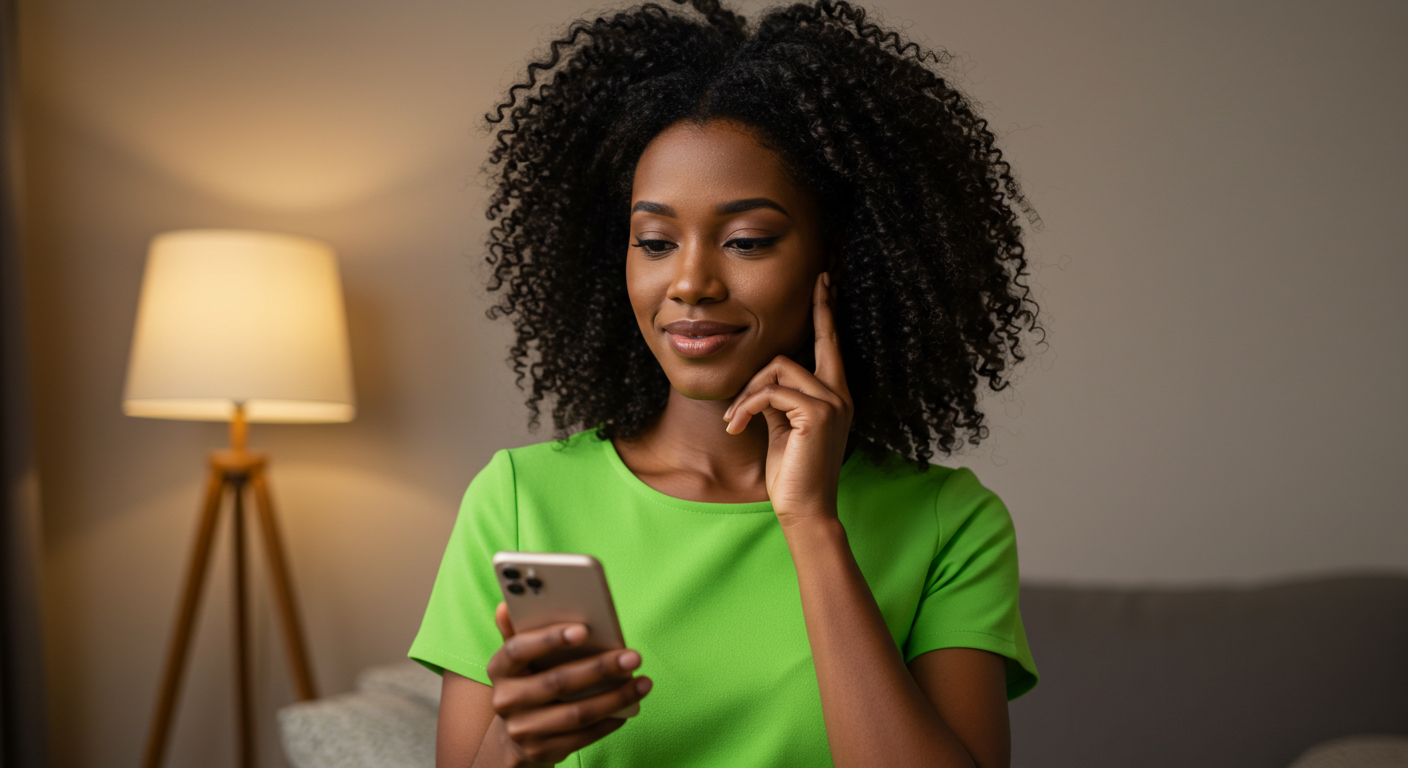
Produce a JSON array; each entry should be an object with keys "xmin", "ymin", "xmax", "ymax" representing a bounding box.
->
[
  {"xmin": 475, "ymin": 429, "xmax": 612, "ymax": 485},
  {"xmin": 500, "ymin": 428, "xmax": 605, "ymax": 460},
  {"xmin": 842, "ymin": 449, "xmax": 1010, "ymax": 529},
  {"xmin": 844, "ymin": 448, "xmax": 991, "ymax": 496},
  {"xmin": 463, "ymin": 430, "xmax": 612, "ymax": 506}
]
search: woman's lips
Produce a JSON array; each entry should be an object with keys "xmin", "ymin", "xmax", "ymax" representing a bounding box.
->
[
  {"xmin": 667, "ymin": 332, "xmax": 739, "ymax": 357},
  {"xmin": 662, "ymin": 320, "xmax": 745, "ymax": 358}
]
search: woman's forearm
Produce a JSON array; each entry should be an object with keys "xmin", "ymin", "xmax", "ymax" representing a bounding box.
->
[
  {"xmin": 469, "ymin": 717, "xmax": 553, "ymax": 768},
  {"xmin": 781, "ymin": 514, "xmax": 978, "ymax": 768},
  {"xmin": 468, "ymin": 718, "xmax": 514, "ymax": 768}
]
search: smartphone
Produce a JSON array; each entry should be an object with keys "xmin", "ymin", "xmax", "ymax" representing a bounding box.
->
[{"xmin": 492, "ymin": 551, "xmax": 639, "ymax": 718}]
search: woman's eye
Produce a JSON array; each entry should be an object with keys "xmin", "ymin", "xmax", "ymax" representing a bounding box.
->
[
  {"xmin": 725, "ymin": 236, "xmax": 780, "ymax": 254},
  {"xmin": 631, "ymin": 239, "xmax": 675, "ymax": 255}
]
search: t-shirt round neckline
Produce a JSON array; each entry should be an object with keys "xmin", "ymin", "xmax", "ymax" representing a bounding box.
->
[{"xmin": 599, "ymin": 433, "xmax": 860, "ymax": 515}]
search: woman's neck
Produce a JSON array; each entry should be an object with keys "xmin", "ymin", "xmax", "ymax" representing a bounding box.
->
[{"xmin": 613, "ymin": 387, "xmax": 772, "ymax": 504}]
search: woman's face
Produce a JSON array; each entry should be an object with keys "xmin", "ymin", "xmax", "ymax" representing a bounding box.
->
[{"xmin": 627, "ymin": 119, "xmax": 826, "ymax": 401}]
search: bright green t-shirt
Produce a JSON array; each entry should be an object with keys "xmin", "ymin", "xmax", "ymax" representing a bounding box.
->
[{"xmin": 410, "ymin": 431, "xmax": 1037, "ymax": 767}]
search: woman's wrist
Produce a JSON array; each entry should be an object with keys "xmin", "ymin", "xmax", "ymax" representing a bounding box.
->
[
  {"xmin": 470, "ymin": 716, "xmax": 548, "ymax": 768},
  {"xmin": 778, "ymin": 511, "xmax": 847, "ymax": 549}
]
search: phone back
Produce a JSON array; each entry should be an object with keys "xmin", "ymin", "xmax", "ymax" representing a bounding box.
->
[{"xmin": 492, "ymin": 552, "xmax": 627, "ymax": 673}]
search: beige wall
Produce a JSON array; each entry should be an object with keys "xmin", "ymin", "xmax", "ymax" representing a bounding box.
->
[{"xmin": 18, "ymin": 0, "xmax": 1407, "ymax": 766}]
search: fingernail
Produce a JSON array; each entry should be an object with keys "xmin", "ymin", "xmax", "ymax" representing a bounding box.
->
[
  {"xmin": 822, "ymin": 272, "xmax": 831, "ymax": 288},
  {"xmin": 636, "ymin": 677, "xmax": 652, "ymax": 695},
  {"xmin": 619, "ymin": 650, "xmax": 641, "ymax": 670},
  {"xmin": 564, "ymin": 625, "xmax": 587, "ymax": 643}
]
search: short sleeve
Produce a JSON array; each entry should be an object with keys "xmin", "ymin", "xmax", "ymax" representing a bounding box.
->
[
  {"xmin": 902, "ymin": 467, "xmax": 1039, "ymax": 700},
  {"xmin": 408, "ymin": 450, "xmax": 518, "ymax": 684}
]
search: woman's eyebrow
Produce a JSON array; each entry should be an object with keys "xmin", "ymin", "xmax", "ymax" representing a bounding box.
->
[
  {"xmin": 716, "ymin": 198, "xmax": 789, "ymax": 217},
  {"xmin": 631, "ymin": 201, "xmax": 675, "ymax": 216},
  {"xmin": 629, "ymin": 198, "xmax": 790, "ymax": 217}
]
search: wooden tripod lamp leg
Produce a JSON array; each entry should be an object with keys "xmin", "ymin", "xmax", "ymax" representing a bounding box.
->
[
  {"xmin": 231, "ymin": 476, "xmax": 254, "ymax": 768},
  {"xmin": 250, "ymin": 467, "xmax": 318, "ymax": 701},
  {"xmin": 142, "ymin": 465, "xmax": 227, "ymax": 768}
]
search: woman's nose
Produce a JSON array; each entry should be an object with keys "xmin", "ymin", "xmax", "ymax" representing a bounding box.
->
[{"xmin": 666, "ymin": 244, "xmax": 727, "ymax": 305}]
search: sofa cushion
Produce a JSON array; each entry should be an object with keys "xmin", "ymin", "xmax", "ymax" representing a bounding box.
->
[
  {"xmin": 1010, "ymin": 574, "xmax": 1408, "ymax": 768},
  {"xmin": 1289, "ymin": 732, "xmax": 1408, "ymax": 766},
  {"xmin": 1288, "ymin": 735, "xmax": 1408, "ymax": 768},
  {"xmin": 278, "ymin": 690, "xmax": 436, "ymax": 768},
  {"xmin": 358, "ymin": 660, "xmax": 443, "ymax": 712}
]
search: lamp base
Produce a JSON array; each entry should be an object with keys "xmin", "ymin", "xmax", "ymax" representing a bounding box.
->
[{"xmin": 141, "ymin": 447, "xmax": 317, "ymax": 768}]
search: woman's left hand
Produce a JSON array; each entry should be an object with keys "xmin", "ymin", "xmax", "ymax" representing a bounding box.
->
[{"xmin": 724, "ymin": 272, "xmax": 853, "ymax": 525}]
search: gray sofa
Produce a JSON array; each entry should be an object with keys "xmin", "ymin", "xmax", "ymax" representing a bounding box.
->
[
  {"xmin": 1010, "ymin": 574, "xmax": 1408, "ymax": 768},
  {"xmin": 280, "ymin": 573, "xmax": 1408, "ymax": 767}
]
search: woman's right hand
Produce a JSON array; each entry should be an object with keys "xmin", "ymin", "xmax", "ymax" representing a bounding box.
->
[{"xmin": 477, "ymin": 602, "xmax": 652, "ymax": 767}]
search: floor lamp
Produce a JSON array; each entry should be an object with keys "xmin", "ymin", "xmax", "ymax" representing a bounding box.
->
[{"xmin": 123, "ymin": 229, "xmax": 356, "ymax": 768}]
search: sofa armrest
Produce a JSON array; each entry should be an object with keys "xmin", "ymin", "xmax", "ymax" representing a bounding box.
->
[
  {"xmin": 278, "ymin": 690, "xmax": 437, "ymax": 768},
  {"xmin": 358, "ymin": 660, "xmax": 444, "ymax": 712}
]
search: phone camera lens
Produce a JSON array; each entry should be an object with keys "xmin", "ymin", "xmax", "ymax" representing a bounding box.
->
[
  {"xmin": 502, "ymin": 568, "xmax": 521, "ymax": 580},
  {"xmin": 525, "ymin": 577, "xmax": 543, "ymax": 589},
  {"xmin": 507, "ymin": 582, "xmax": 525, "ymax": 595}
]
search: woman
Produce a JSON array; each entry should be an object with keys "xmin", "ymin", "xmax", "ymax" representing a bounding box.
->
[{"xmin": 411, "ymin": 1, "xmax": 1043, "ymax": 765}]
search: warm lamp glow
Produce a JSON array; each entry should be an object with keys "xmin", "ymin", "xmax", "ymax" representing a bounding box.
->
[{"xmin": 123, "ymin": 229, "xmax": 355, "ymax": 423}]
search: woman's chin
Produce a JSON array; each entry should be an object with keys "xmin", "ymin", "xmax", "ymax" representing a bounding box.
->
[
  {"xmin": 666, "ymin": 372, "xmax": 746, "ymax": 403},
  {"xmin": 672, "ymin": 385, "xmax": 736, "ymax": 402}
]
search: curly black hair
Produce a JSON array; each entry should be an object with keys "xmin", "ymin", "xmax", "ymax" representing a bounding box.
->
[{"xmin": 482, "ymin": 0, "xmax": 1042, "ymax": 467}]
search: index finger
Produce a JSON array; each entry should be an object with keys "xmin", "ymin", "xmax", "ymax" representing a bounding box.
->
[
  {"xmin": 495, "ymin": 602, "xmax": 515, "ymax": 641},
  {"xmin": 488, "ymin": 621, "xmax": 588, "ymax": 680},
  {"xmin": 813, "ymin": 272, "xmax": 849, "ymax": 397}
]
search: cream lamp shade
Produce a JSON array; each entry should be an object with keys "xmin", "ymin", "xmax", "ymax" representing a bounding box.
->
[{"xmin": 123, "ymin": 229, "xmax": 355, "ymax": 423}]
